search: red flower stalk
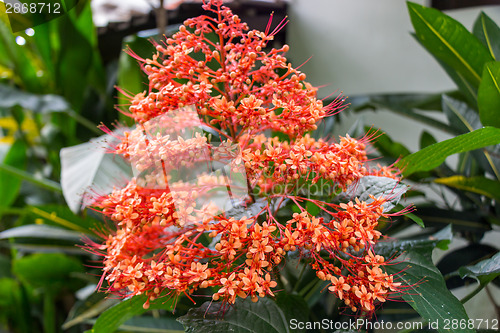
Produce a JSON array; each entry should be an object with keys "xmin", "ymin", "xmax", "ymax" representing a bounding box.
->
[{"xmin": 88, "ymin": 0, "xmax": 407, "ymax": 314}]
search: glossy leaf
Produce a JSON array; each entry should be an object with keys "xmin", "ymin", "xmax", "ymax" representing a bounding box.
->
[
  {"xmin": 473, "ymin": 12, "xmax": 500, "ymax": 61},
  {"xmin": 376, "ymin": 225, "xmax": 452, "ymax": 257},
  {"xmin": 459, "ymin": 251, "xmax": 500, "ymax": 282},
  {"xmin": 0, "ymin": 18, "xmax": 42, "ymax": 92},
  {"xmin": 369, "ymin": 131, "xmax": 410, "ymax": 159},
  {"xmin": 63, "ymin": 293, "xmax": 118, "ymax": 330},
  {"xmin": 379, "ymin": 227, "xmax": 472, "ymax": 333},
  {"xmin": 434, "ymin": 175, "xmax": 500, "ymax": 201},
  {"xmin": 0, "ymin": 84, "xmax": 70, "ymax": 113},
  {"xmin": 441, "ymin": 94, "xmax": 480, "ymax": 133},
  {"xmin": 275, "ymin": 293, "xmax": 309, "ymax": 331},
  {"xmin": 478, "ymin": 62, "xmax": 500, "ymax": 128},
  {"xmin": 343, "ymin": 176, "xmax": 409, "ymax": 212},
  {"xmin": 0, "ymin": 224, "xmax": 84, "ymax": 242},
  {"xmin": 350, "ymin": 94, "xmax": 457, "ymax": 135},
  {"xmin": 0, "ymin": 139, "xmax": 27, "ymax": 208},
  {"xmin": 397, "ymin": 127, "xmax": 500, "ymax": 176},
  {"xmin": 27, "ymin": 205, "xmax": 102, "ymax": 235},
  {"xmin": 89, "ymin": 294, "xmax": 175, "ymax": 333},
  {"xmin": 437, "ymin": 244, "xmax": 498, "ymax": 289},
  {"xmin": 178, "ymin": 297, "xmax": 291, "ymax": 333},
  {"xmin": 408, "ymin": 2, "xmax": 493, "ymax": 89},
  {"xmin": 60, "ymin": 130, "xmax": 132, "ymax": 213},
  {"xmin": 386, "ymin": 250, "xmax": 473, "ymax": 333},
  {"xmin": 120, "ymin": 316, "xmax": 185, "ymax": 332}
]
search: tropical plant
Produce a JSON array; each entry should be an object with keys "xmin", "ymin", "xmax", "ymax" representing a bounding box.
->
[
  {"xmin": 56, "ymin": 2, "xmax": 491, "ymax": 333},
  {"xmin": 349, "ymin": 2, "xmax": 500, "ymax": 330}
]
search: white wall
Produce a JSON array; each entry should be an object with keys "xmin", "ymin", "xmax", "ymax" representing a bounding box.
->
[
  {"xmin": 287, "ymin": 0, "xmax": 500, "ymax": 153},
  {"xmin": 287, "ymin": 0, "xmax": 500, "ymax": 97}
]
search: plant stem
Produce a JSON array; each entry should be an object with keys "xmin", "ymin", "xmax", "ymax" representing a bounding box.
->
[
  {"xmin": 292, "ymin": 263, "xmax": 308, "ymax": 293},
  {"xmin": 0, "ymin": 164, "xmax": 62, "ymax": 193},
  {"xmin": 460, "ymin": 283, "xmax": 485, "ymax": 304},
  {"xmin": 66, "ymin": 109, "xmax": 101, "ymax": 135},
  {"xmin": 43, "ymin": 292, "xmax": 56, "ymax": 333}
]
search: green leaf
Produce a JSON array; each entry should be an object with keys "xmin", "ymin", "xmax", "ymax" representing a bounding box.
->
[
  {"xmin": 60, "ymin": 131, "xmax": 132, "ymax": 213},
  {"xmin": 28, "ymin": 204, "xmax": 102, "ymax": 235},
  {"xmin": 459, "ymin": 251, "xmax": 500, "ymax": 282},
  {"xmin": 441, "ymin": 94, "xmax": 480, "ymax": 134},
  {"xmin": 420, "ymin": 130, "xmax": 437, "ymax": 149},
  {"xmin": 397, "ymin": 127, "xmax": 500, "ymax": 176},
  {"xmin": 0, "ymin": 224, "xmax": 84, "ymax": 242},
  {"xmin": 0, "ymin": 18, "xmax": 43, "ymax": 92},
  {"xmin": 12, "ymin": 253, "xmax": 84, "ymax": 294},
  {"xmin": 121, "ymin": 316, "xmax": 184, "ymax": 332},
  {"xmin": 275, "ymin": 293, "xmax": 309, "ymax": 332},
  {"xmin": 386, "ymin": 250, "xmax": 474, "ymax": 333},
  {"xmin": 407, "ymin": 2, "xmax": 493, "ymax": 89},
  {"xmin": 0, "ymin": 139, "xmax": 27, "ymax": 208},
  {"xmin": 370, "ymin": 131, "xmax": 410, "ymax": 159},
  {"xmin": 376, "ymin": 225, "xmax": 452, "ymax": 257},
  {"xmin": 0, "ymin": 84, "xmax": 70, "ymax": 113},
  {"xmin": 478, "ymin": 62, "xmax": 500, "ymax": 128},
  {"xmin": 89, "ymin": 294, "xmax": 174, "ymax": 333},
  {"xmin": 55, "ymin": 13, "xmax": 93, "ymax": 109},
  {"xmin": 343, "ymin": 176, "xmax": 409, "ymax": 212},
  {"xmin": 350, "ymin": 94, "xmax": 457, "ymax": 135},
  {"xmin": 380, "ymin": 226, "xmax": 472, "ymax": 333},
  {"xmin": 434, "ymin": 175, "xmax": 500, "ymax": 201},
  {"xmin": 398, "ymin": 207, "xmax": 425, "ymax": 228},
  {"xmin": 473, "ymin": 12, "xmax": 500, "ymax": 61},
  {"xmin": 178, "ymin": 297, "xmax": 291, "ymax": 333}
]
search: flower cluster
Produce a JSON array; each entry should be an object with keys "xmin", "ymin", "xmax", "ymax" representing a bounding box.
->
[{"xmin": 89, "ymin": 0, "xmax": 406, "ymax": 314}]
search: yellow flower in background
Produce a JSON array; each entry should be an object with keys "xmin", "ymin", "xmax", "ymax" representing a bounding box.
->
[{"xmin": 0, "ymin": 114, "xmax": 38, "ymax": 144}]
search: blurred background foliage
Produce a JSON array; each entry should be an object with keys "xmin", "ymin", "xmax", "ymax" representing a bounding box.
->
[{"xmin": 0, "ymin": 1, "xmax": 499, "ymax": 332}]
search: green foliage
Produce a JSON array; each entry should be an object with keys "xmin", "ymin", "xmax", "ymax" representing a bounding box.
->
[
  {"xmin": 350, "ymin": 2, "xmax": 500, "ymax": 330},
  {"xmin": 178, "ymin": 297, "xmax": 302, "ymax": 333},
  {"xmin": 88, "ymin": 294, "xmax": 178, "ymax": 333}
]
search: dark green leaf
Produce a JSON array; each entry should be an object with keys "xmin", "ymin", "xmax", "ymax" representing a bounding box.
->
[
  {"xmin": 437, "ymin": 244, "xmax": 498, "ymax": 289},
  {"xmin": 473, "ymin": 12, "xmax": 500, "ymax": 61},
  {"xmin": 350, "ymin": 94, "xmax": 457, "ymax": 135},
  {"xmin": 13, "ymin": 253, "xmax": 84, "ymax": 294},
  {"xmin": 420, "ymin": 130, "xmax": 437, "ymax": 149},
  {"xmin": 397, "ymin": 127, "xmax": 500, "ymax": 176},
  {"xmin": 0, "ymin": 139, "xmax": 27, "ymax": 208},
  {"xmin": 435, "ymin": 58, "xmax": 478, "ymax": 104},
  {"xmin": 379, "ymin": 226, "xmax": 472, "ymax": 333},
  {"xmin": 414, "ymin": 207, "xmax": 491, "ymax": 233},
  {"xmin": 386, "ymin": 249, "xmax": 473, "ymax": 333},
  {"xmin": 370, "ymin": 131, "xmax": 410, "ymax": 159},
  {"xmin": 178, "ymin": 297, "xmax": 290, "ymax": 333},
  {"xmin": 89, "ymin": 294, "xmax": 175, "ymax": 333},
  {"xmin": 117, "ymin": 36, "xmax": 152, "ymax": 110},
  {"xmin": 478, "ymin": 62, "xmax": 500, "ymax": 128},
  {"xmin": 442, "ymin": 94, "xmax": 480, "ymax": 133},
  {"xmin": 459, "ymin": 251, "xmax": 500, "ymax": 282},
  {"xmin": 408, "ymin": 2, "xmax": 493, "ymax": 89},
  {"xmin": 376, "ymin": 225, "xmax": 452, "ymax": 258},
  {"xmin": 121, "ymin": 316, "xmax": 184, "ymax": 332},
  {"xmin": 55, "ymin": 13, "xmax": 93, "ymax": 109},
  {"xmin": 434, "ymin": 175, "xmax": 500, "ymax": 201},
  {"xmin": 275, "ymin": 293, "xmax": 309, "ymax": 332}
]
